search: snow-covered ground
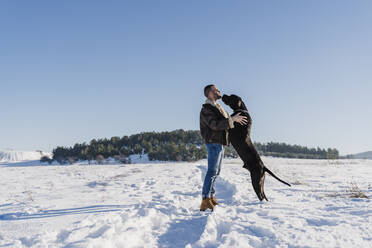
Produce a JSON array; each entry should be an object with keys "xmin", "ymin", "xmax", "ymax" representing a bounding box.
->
[{"xmin": 0, "ymin": 157, "xmax": 371, "ymax": 247}]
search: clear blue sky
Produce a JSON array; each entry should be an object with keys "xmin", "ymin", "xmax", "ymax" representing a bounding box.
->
[{"xmin": 1, "ymin": 1, "xmax": 371, "ymax": 155}]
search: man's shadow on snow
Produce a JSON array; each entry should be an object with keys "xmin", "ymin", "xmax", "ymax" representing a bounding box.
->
[
  {"xmin": 158, "ymin": 164, "xmax": 237, "ymax": 247},
  {"xmin": 0, "ymin": 204, "xmax": 130, "ymax": 221},
  {"xmin": 158, "ymin": 215, "xmax": 209, "ymax": 247}
]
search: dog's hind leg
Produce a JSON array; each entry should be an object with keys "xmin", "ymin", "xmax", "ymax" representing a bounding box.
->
[
  {"xmin": 248, "ymin": 163, "xmax": 268, "ymax": 201},
  {"xmin": 261, "ymin": 179, "xmax": 268, "ymax": 201},
  {"xmin": 242, "ymin": 161, "xmax": 268, "ymax": 201}
]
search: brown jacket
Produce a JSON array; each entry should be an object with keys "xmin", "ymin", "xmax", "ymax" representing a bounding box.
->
[{"xmin": 199, "ymin": 99, "xmax": 234, "ymax": 146}]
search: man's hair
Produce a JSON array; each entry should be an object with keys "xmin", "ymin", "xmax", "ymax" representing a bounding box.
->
[{"xmin": 204, "ymin": 84, "xmax": 214, "ymax": 98}]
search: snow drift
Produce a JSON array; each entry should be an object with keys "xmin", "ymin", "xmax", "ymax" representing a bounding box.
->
[{"xmin": 0, "ymin": 149, "xmax": 51, "ymax": 163}]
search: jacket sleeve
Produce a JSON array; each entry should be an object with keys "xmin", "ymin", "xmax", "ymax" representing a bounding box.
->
[{"xmin": 200, "ymin": 107, "xmax": 232, "ymax": 131}]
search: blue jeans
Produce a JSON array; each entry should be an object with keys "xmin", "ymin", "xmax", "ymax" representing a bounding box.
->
[{"xmin": 202, "ymin": 143, "xmax": 224, "ymax": 199}]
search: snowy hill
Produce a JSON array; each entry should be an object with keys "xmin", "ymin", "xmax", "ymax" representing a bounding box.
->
[
  {"xmin": 0, "ymin": 149, "xmax": 51, "ymax": 163},
  {"xmin": 351, "ymin": 151, "xmax": 372, "ymax": 159},
  {"xmin": 0, "ymin": 157, "xmax": 371, "ymax": 247}
]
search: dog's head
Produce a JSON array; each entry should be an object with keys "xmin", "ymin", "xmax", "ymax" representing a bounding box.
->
[{"xmin": 222, "ymin": 94, "xmax": 247, "ymax": 111}]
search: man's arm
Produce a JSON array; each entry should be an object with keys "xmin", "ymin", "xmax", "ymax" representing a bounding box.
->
[{"xmin": 200, "ymin": 107, "xmax": 232, "ymax": 131}]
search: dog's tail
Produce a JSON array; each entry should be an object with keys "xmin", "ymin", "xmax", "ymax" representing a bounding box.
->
[{"xmin": 264, "ymin": 167, "xmax": 291, "ymax": 187}]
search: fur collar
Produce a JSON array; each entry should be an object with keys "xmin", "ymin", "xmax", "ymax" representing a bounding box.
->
[{"xmin": 205, "ymin": 98, "xmax": 229, "ymax": 118}]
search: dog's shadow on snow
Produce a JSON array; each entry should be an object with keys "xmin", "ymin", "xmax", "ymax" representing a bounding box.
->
[
  {"xmin": 158, "ymin": 215, "xmax": 208, "ymax": 247},
  {"xmin": 0, "ymin": 205, "xmax": 129, "ymax": 221}
]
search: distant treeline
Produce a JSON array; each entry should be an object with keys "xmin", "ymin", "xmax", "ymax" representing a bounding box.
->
[
  {"xmin": 47, "ymin": 129, "xmax": 339, "ymax": 164},
  {"xmin": 254, "ymin": 142, "xmax": 339, "ymax": 159}
]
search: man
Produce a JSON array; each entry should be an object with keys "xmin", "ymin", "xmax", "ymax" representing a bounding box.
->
[{"xmin": 199, "ymin": 84, "xmax": 248, "ymax": 211}]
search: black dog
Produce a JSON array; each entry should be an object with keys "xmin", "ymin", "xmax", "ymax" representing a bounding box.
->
[{"xmin": 222, "ymin": 94, "xmax": 291, "ymax": 201}]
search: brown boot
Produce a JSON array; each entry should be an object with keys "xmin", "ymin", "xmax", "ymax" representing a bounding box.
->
[
  {"xmin": 200, "ymin": 197, "xmax": 214, "ymax": 211},
  {"xmin": 211, "ymin": 196, "xmax": 219, "ymax": 205}
]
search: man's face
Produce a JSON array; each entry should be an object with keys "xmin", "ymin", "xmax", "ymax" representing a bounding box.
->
[{"xmin": 208, "ymin": 86, "xmax": 221, "ymax": 100}]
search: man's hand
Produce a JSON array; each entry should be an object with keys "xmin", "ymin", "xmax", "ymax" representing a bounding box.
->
[{"xmin": 231, "ymin": 113, "xmax": 248, "ymax": 125}]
